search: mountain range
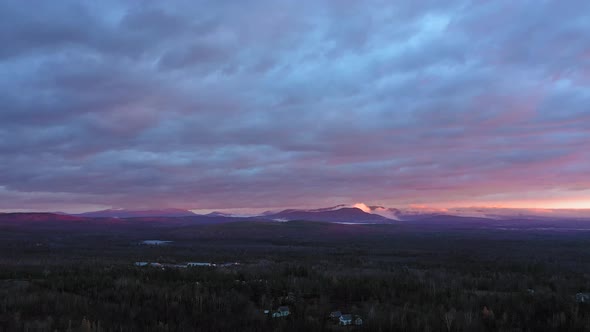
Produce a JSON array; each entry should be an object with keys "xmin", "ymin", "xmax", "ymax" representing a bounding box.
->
[
  {"xmin": 263, "ymin": 207, "xmax": 393, "ymax": 223},
  {"xmin": 76, "ymin": 208, "xmax": 196, "ymax": 218},
  {"xmin": 2, "ymin": 204, "xmax": 590, "ymax": 229},
  {"xmin": 70, "ymin": 206, "xmax": 393, "ymax": 223}
]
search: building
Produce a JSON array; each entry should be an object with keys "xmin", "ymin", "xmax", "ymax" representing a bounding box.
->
[
  {"xmin": 272, "ymin": 306, "xmax": 290, "ymax": 318},
  {"xmin": 339, "ymin": 314, "xmax": 353, "ymax": 325},
  {"xmin": 134, "ymin": 262, "xmax": 148, "ymax": 267},
  {"xmin": 355, "ymin": 317, "xmax": 363, "ymax": 326},
  {"xmin": 187, "ymin": 262, "xmax": 213, "ymax": 267},
  {"xmin": 576, "ymin": 293, "xmax": 590, "ymax": 303},
  {"xmin": 141, "ymin": 240, "xmax": 172, "ymax": 245},
  {"xmin": 329, "ymin": 311, "xmax": 342, "ymax": 319}
]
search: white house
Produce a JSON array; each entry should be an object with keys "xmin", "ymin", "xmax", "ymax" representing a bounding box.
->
[
  {"xmin": 576, "ymin": 293, "xmax": 590, "ymax": 303},
  {"xmin": 272, "ymin": 306, "xmax": 290, "ymax": 318},
  {"xmin": 339, "ymin": 314, "xmax": 353, "ymax": 325},
  {"xmin": 355, "ymin": 317, "xmax": 363, "ymax": 326},
  {"xmin": 187, "ymin": 262, "xmax": 213, "ymax": 267},
  {"xmin": 330, "ymin": 311, "xmax": 342, "ymax": 319},
  {"xmin": 141, "ymin": 240, "xmax": 172, "ymax": 245}
]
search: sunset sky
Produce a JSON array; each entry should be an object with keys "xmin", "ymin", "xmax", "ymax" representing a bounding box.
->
[{"xmin": 0, "ymin": 0, "xmax": 589, "ymax": 213}]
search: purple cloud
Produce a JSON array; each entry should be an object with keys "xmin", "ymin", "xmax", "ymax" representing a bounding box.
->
[{"xmin": 0, "ymin": 0, "xmax": 589, "ymax": 212}]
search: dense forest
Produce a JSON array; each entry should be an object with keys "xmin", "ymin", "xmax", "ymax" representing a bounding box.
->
[{"xmin": 1, "ymin": 219, "xmax": 590, "ymax": 331}]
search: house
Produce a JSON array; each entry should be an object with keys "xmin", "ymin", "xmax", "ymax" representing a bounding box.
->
[
  {"xmin": 576, "ymin": 293, "xmax": 590, "ymax": 303},
  {"xmin": 134, "ymin": 262, "xmax": 148, "ymax": 267},
  {"xmin": 141, "ymin": 240, "xmax": 172, "ymax": 245},
  {"xmin": 278, "ymin": 306, "xmax": 290, "ymax": 316},
  {"xmin": 272, "ymin": 306, "xmax": 290, "ymax": 318},
  {"xmin": 339, "ymin": 314, "xmax": 353, "ymax": 325},
  {"xmin": 187, "ymin": 262, "xmax": 213, "ymax": 267},
  {"xmin": 330, "ymin": 311, "xmax": 342, "ymax": 319},
  {"xmin": 355, "ymin": 317, "xmax": 363, "ymax": 326}
]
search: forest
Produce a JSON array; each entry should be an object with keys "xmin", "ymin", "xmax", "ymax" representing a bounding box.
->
[{"xmin": 1, "ymin": 218, "xmax": 590, "ymax": 331}]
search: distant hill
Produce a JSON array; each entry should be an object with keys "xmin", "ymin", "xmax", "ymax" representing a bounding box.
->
[
  {"xmin": 1, "ymin": 212, "xmax": 589, "ymax": 235},
  {"xmin": 206, "ymin": 211, "xmax": 236, "ymax": 217},
  {"xmin": 0, "ymin": 212, "xmax": 249, "ymax": 233},
  {"xmin": 76, "ymin": 208, "xmax": 196, "ymax": 218},
  {"xmin": 262, "ymin": 207, "xmax": 394, "ymax": 223},
  {"xmin": 0, "ymin": 212, "xmax": 86, "ymax": 223},
  {"xmin": 0, "ymin": 213, "xmax": 134, "ymax": 232},
  {"xmin": 407, "ymin": 214, "xmax": 499, "ymax": 226}
]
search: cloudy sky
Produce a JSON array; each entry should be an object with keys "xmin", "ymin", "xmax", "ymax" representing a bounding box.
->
[{"xmin": 1, "ymin": 0, "xmax": 589, "ymax": 213}]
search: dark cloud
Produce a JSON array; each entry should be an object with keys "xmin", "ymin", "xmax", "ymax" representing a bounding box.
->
[{"xmin": 0, "ymin": 0, "xmax": 589, "ymax": 212}]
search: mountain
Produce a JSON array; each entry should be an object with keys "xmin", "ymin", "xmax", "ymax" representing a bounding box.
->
[
  {"xmin": 0, "ymin": 212, "xmax": 250, "ymax": 233},
  {"xmin": 258, "ymin": 205, "xmax": 349, "ymax": 216},
  {"xmin": 307, "ymin": 204, "xmax": 349, "ymax": 212},
  {"xmin": 409, "ymin": 214, "xmax": 497, "ymax": 224},
  {"xmin": 76, "ymin": 208, "xmax": 196, "ymax": 218},
  {"xmin": 0, "ymin": 213, "xmax": 136, "ymax": 232},
  {"xmin": 206, "ymin": 211, "xmax": 235, "ymax": 217},
  {"xmin": 262, "ymin": 207, "xmax": 394, "ymax": 223},
  {"xmin": 0, "ymin": 212, "xmax": 86, "ymax": 223}
]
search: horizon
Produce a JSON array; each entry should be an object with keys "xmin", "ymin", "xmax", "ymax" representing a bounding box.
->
[
  {"xmin": 3, "ymin": 202, "xmax": 590, "ymax": 220},
  {"xmin": 2, "ymin": 200, "xmax": 590, "ymax": 215},
  {"xmin": 1, "ymin": 1, "xmax": 589, "ymax": 213}
]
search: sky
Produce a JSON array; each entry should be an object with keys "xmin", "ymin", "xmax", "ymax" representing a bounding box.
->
[{"xmin": 0, "ymin": 0, "xmax": 589, "ymax": 213}]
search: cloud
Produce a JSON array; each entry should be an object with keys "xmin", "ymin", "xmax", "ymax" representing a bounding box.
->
[{"xmin": 0, "ymin": 1, "xmax": 589, "ymax": 211}]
